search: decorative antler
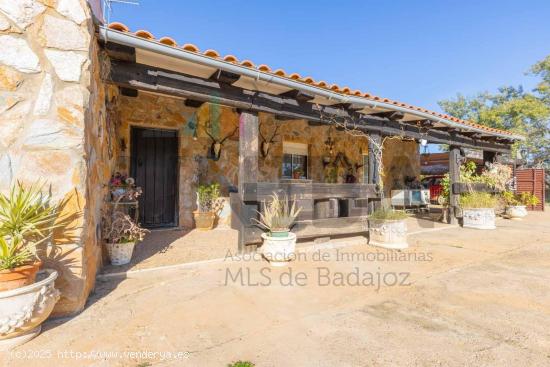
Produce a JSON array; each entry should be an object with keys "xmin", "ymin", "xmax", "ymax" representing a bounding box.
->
[
  {"xmin": 220, "ymin": 125, "xmax": 239, "ymax": 144},
  {"xmin": 268, "ymin": 124, "xmax": 280, "ymax": 143},
  {"xmin": 259, "ymin": 122, "xmax": 280, "ymax": 158},
  {"xmin": 203, "ymin": 121, "xmax": 239, "ymax": 161}
]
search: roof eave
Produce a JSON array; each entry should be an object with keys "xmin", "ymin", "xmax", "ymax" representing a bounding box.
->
[{"xmin": 98, "ymin": 26, "xmax": 525, "ymax": 142}]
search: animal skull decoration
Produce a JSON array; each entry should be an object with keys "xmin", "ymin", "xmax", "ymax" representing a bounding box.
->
[
  {"xmin": 258, "ymin": 122, "xmax": 280, "ymax": 158},
  {"xmin": 204, "ymin": 123, "xmax": 239, "ymax": 161}
]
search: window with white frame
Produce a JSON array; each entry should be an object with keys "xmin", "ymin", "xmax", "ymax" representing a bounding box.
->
[{"xmin": 282, "ymin": 141, "xmax": 308, "ymax": 179}]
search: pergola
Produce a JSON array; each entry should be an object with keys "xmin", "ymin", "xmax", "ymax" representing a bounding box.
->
[{"xmin": 99, "ymin": 23, "xmax": 523, "ymax": 250}]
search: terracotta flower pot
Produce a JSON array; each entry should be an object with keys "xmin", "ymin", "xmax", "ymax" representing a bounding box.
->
[
  {"xmin": 0, "ymin": 262, "xmax": 42, "ymax": 292},
  {"xmin": 193, "ymin": 211, "xmax": 216, "ymax": 230}
]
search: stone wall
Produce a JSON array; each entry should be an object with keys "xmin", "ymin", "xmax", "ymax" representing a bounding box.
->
[
  {"xmin": 0, "ymin": 0, "xmax": 108, "ymax": 316},
  {"xmin": 114, "ymin": 92, "xmax": 420, "ymax": 229},
  {"xmin": 382, "ymin": 138, "xmax": 421, "ymax": 195}
]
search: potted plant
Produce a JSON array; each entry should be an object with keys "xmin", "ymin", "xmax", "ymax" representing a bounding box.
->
[
  {"xmin": 502, "ymin": 191, "xmax": 539, "ymax": 220},
  {"xmin": 103, "ymin": 212, "xmax": 148, "ymax": 265},
  {"xmin": 460, "ymin": 192, "xmax": 498, "ymax": 229},
  {"xmin": 253, "ymin": 193, "xmax": 302, "ymax": 266},
  {"xmin": 368, "ymin": 208, "xmax": 409, "ymax": 250},
  {"xmin": 193, "ymin": 183, "xmax": 220, "ymax": 230},
  {"xmin": 292, "ymin": 168, "xmax": 303, "ymax": 179},
  {"xmin": 0, "ymin": 182, "xmax": 61, "ymax": 349}
]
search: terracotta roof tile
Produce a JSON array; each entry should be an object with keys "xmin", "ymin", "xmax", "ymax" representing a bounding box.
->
[
  {"xmin": 240, "ymin": 59, "xmax": 255, "ymax": 67},
  {"xmin": 288, "ymin": 73, "xmax": 301, "ymax": 80},
  {"xmin": 223, "ymin": 55, "xmax": 239, "ymax": 63},
  {"xmin": 108, "ymin": 22, "xmax": 129, "ymax": 32},
  {"xmin": 105, "ymin": 21, "xmax": 517, "ymax": 137},
  {"xmin": 135, "ymin": 30, "xmax": 154, "ymax": 39},
  {"xmin": 203, "ymin": 49, "xmax": 220, "ymax": 58},
  {"xmin": 257, "ymin": 64, "xmax": 272, "ymax": 72},
  {"xmin": 158, "ymin": 36, "xmax": 177, "ymax": 46},
  {"xmin": 182, "ymin": 43, "xmax": 200, "ymax": 52}
]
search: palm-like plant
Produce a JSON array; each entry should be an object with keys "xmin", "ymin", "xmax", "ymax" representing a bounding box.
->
[
  {"xmin": 0, "ymin": 182, "xmax": 61, "ymax": 271},
  {"xmin": 253, "ymin": 193, "xmax": 302, "ymax": 233}
]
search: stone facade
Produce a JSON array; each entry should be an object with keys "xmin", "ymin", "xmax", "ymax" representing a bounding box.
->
[
  {"xmin": 0, "ymin": 0, "xmax": 110, "ymax": 316},
  {"xmin": 0, "ymin": 0, "xmax": 420, "ymax": 315},
  {"xmin": 112, "ymin": 92, "xmax": 420, "ymax": 228}
]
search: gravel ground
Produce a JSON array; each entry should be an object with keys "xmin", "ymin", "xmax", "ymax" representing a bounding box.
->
[{"xmin": 1, "ymin": 210, "xmax": 549, "ymax": 367}]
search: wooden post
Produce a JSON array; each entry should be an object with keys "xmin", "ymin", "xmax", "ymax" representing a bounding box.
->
[
  {"xmin": 449, "ymin": 146, "xmax": 461, "ymax": 224},
  {"xmin": 368, "ymin": 133, "xmax": 382, "ymax": 212},
  {"xmin": 235, "ymin": 111, "xmax": 259, "ymax": 252}
]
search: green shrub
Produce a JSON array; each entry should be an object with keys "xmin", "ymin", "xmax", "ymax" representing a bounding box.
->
[
  {"xmin": 459, "ymin": 192, "xmax": 498, "ymax": 209},
  {"xmin": 501, "ymin": 191, "xmax": 540, "ymax": 206},
  {"xmin": 197, "ymin": 183, "xmax": 220, "ymax": 213},
  {"xmin": 369, "ymin": 208, "xmax": 408, "ymax": 220}
]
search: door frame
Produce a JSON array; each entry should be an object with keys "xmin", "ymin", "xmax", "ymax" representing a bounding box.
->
[{"xmin": 130, "ymin": 125, "xmax": 180, "ymax": 228}]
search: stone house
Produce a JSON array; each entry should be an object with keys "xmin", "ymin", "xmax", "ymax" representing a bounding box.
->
[{"xmin": 0, "ymin": 1, "xmax": 522, "ymax": 316}]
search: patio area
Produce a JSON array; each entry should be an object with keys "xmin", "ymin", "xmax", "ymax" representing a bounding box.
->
[
  {"xmin": 2, "ymin": 209, "xmax": 548, "ymax": 366},
  {"xmin": 100, "ymin": 213, "xmax": 452, "ymax": 276}
]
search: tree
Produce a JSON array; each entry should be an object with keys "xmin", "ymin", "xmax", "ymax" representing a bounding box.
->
[{"xmin": 438, "ymin": 57, "xmax": 550, "ymax": 166}]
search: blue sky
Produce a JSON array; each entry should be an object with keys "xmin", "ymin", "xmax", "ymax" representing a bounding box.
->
[{"xmin": 107, "ymin": 0, "xmax": 550, "ymax": 112}]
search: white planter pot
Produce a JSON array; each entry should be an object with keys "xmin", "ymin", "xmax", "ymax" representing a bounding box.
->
[
  {"xmin": 260, "ymin": 232, "xmax": 297, "ymax": 267},
  {"xmin": 106, "ymin": 241, "xmax": 136, "ymax": 265},
  {"xmin": 506, "ymin": 205, "xmax": 528, "ymax": 220},
  {"xmin": 0, "ymin": 269, "xmax": 60, "ymax": 350},
  {"xmin": 462, "ymin": 208, "xmax": 496, "ymax": 230},
  {"xmin": 368, "ymin": 219, "xmax": 408, "ymax": 250}
]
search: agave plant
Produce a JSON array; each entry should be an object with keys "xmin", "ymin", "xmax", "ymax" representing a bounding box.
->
[
  {"xmin": 253, "ymin": 192, "xmax": 302, "ymax": 233},
  {"xmin": 0, "ymin": 182, "xmax": 61, "ymax": 271}
]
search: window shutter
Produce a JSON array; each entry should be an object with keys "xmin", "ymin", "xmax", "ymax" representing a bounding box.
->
[{"xmin": 283, "ymin": 141, "xmax": 308, "ymax": 156}]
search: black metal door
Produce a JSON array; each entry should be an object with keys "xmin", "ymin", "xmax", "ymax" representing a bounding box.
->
[{"xmin": 131, "ymin": 127, "xmax": 178, "ymax": 228}]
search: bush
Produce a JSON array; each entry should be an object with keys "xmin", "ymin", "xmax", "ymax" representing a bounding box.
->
[
  {"xmin": 502, "ymin": 191, "xmax": 540, "ymax": 206},
  {"xmin": 369, "ymin": 208, "xmax": 408, "ymax": 221},
  {"xmin": 197, "ymin": 183, "xmax": 220, "ymax": 213},
  {"xmin": 460, "ymin": 192, "xmax": 499, "ymax": 209}
]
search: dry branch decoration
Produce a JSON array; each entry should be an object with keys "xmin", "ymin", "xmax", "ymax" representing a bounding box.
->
[
  {"xmin": 104, "ymin": 211, "xmax": 149, "ymax": 244},
  {"xmin": 316, "ymin": 104, "xmax": 427, "ymax": 198}
]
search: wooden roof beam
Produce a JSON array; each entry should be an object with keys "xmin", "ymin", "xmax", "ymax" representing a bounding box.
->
[
  {"xmin": 119, "ymin": 87, "xmax": 138, "ymax": 97},
  {"xmin": 369, "ymin": 110, "xmax": 405, "ymax": 120},
  {"xmin": 184, "ymin": 99, "xmax": 205, "ymax": 108},
  {"xmin": 105, "ymin": 42, "xmax": 136, "ymax": 62},
  {"xmin": 279, "ymin": 89, "xmax": 315, "ymax": 103},
  {"xmin": 331, "ymin": 103, "xmax": 363, "ymax": 112},
  {"xmin": 209, "ymin": 69, "xmax": 241, "ymax": 85}
]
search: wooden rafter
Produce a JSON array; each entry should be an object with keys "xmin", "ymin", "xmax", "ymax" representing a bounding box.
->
[{"xmin": 105, "ymin": 60, "xmax": 513, "ymax": 153}]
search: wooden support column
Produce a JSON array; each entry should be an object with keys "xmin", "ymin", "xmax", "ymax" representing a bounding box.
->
[
  {"xmin": 449, "ymin": 146, "xmax": 461, "ymax": 224},
  {"xmin": 235, "ymin": 111, "xmax": 259, "ymax": 252},
  {"xmin": 368, "ymin": 133, "xmax": 382, "ymax": 212},
  {"xmin": 238, "ymin": 111, "xmax": 259, "ymax": 195}
]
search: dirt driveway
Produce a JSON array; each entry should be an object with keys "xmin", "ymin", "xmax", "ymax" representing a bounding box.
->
[{"xmin": 2, "ymin": 211, "xmax": 550, "ymax": 367}]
